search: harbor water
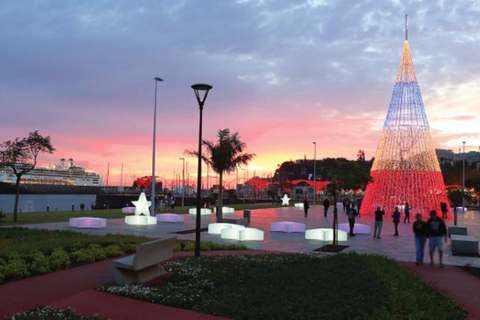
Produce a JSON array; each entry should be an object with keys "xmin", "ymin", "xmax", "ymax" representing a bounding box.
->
[{"xmin": 0, "ymin": 194, "xmax": 97, "ymax": 214}]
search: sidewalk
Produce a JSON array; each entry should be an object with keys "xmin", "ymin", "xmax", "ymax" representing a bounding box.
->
[{"xmin": 1, "ymin": 250, "xmax": 479, "ymax": 319}]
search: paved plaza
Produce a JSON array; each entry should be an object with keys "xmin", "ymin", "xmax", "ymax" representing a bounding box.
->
[{"xmin": 20, "ymin": 204, "xmax": 480, "ymax": 267}]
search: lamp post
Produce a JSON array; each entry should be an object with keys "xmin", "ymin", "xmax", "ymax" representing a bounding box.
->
[
  {"xmin": 313, "ymin": 142, "xmax": 317, "ymax": 208},
  {"xmin": 151, "ymin": 77, "xmax": 163, "ymax": 216},
  {"xmin": 192, "ymin": 83, "xmax": 212, "ymax": 257},
  {"xmin": 462, "ymin": 141, "xmax": 466, "ymax": 211},
  {"xmin": 179, "ymin": 157, "xmax": 185, "ymax": 207},
  {"xmin": 242, "ymin": 168, "xmax": 246, "ymax": 201}
]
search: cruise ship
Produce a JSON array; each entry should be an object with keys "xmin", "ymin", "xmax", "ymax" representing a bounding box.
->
[{"xmin": 0, "ymin": 158, "xmax": 104, "ymax": 194}]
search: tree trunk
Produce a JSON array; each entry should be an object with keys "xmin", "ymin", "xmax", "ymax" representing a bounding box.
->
[
  {"xmin": 14, "ymin": 177, "xmax": 21, "ymax": 222},
  {"xmin": 217, "ymin": 172, "xmax": 224, "ymax": 222}
]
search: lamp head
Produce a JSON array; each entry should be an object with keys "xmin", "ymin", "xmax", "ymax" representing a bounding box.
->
[
  {"xmin": 191, "ymin": 83, "xmax": 212, "ymax": 109},
  {"xmin": 154, "ymin": 77, "xmax": 164, "ymax": 82}
]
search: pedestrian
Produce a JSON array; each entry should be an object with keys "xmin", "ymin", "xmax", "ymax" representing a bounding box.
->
[
  {"xmin": 440, "ymin": 202, "xmax": 448, "ymax": 219},
  {"xmin": 403, "ymin": 201, "xmax": 411, "ymax": 223},
  {"xmin": 170, "ymin": 195, "xmax": 176, "ymax": 210},
  {"xmin": 323, "ymin": 198, "xmax": 330, "ymax": 217},
  {"xmin": 347, "ymin": 204, "xmax": 358, "ymax": 236},
  {"xmin": 303, "ymin": 198, "xmax": 310, "ymax": 217},
  {"xmin": 356, "ymin": 198, "xmax": 362, "ymax": 217},
  {"xmin": 163, "ymin": 195, "xmax": 169, "ymax": 211},
  {"xmin": 373, "ymin": 205, "xmax": 385, "ymax": 238},
  {"xmin": 412, "ymin": 213, "xmax": 428, "ymax": 266},
  {"xmin": 392, "ymin": 206, "xmax": 400, "ymax": 236},
  {"xmin": 426, "ymin": 209, "xmax": 447, "ymax": 268}
]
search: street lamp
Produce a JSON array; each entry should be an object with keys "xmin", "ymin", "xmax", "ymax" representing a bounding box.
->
[
  {"xmin": 151, "ymin": 77, "xmax": 163, "ymax": 215},
  {"xmin": 462, "ymin": 141, "xmax": 466, "ymax": 211},
  {"xmin": 179, "ymin": 157, "xmax": 185, "ymax": 207},
  {"xmin": 192, "ymin": 83, "xmax": 212, "ymax": 257},
  {"xmin": 313, "ymin": 142, "xmax": 316, "ymax": 208}
]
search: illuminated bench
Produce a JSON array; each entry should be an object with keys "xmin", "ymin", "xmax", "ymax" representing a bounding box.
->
[
  {"xmin": 214, "ymin": 206, "xmax": 235, "ymax": 213},
  {"xmin": 121, "ymin": 207, "xmax": 136, "ymax": 214},
  {"xmin": 69, "ymin": 217, "xmax": 106, "ymax": 229},
  {"xmin": 208, "ymin": 223, "xmax": 245, "ymax": 235},
  {"xmin": 156, "ymin": 213, "xmax": 185, "ymax": 223},
  {"xmin": 111, "ymin": 237, "xmax": 176, "ymax": 285},
  {"xmin": 239, "ymin": 228, "xmax": 264, "ymax": 241},
  {"xmin": 188, "ymin": 208, "xmax": 212, "ymax": 215},
  {"xmin": 338, "ymin": 223, "xmax": 371, "ymax": 234},
  {"xmin": 270, "ymin": 221, "xmax": 306, "ymax": 233},
  {"xmin": 221, "ymin": 227, "xmax": 241, "ymax": 240},
  {"xmin": 125, "ymin": 215, "xmax": 157, "ymax": 225},
  {"xmin": 294, "ymin": 203, "xmax": 304, "ymax": 208},
  {"xmin": 305, "ymin": 228, "xmax": 348, "ymax": 241}
]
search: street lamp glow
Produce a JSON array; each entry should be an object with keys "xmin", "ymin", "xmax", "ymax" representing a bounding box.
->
[
  {"xmin": 151, "ymin": 77, "xmax": 164, "ymax": 216},
  {"xmin": 192, "ymin": 83, "xmax": 213, "ymax": 257}
]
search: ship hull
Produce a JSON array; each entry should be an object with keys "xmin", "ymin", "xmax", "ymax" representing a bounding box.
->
[{"xmin": 0, "ymin": 182, "xmax": 101, "ymax": 195}]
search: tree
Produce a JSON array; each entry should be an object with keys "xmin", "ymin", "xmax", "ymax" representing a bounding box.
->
[
  {"xmin": 320, "ymin": 159, "xmax": 372, "ymax": 246},
  {"xmin": 0, "ymin": 131, "xmax": 55, "ymax": 221},
  {"xmin": 186, "ymin": 129, "xmax": 255, "ymax": 221}
]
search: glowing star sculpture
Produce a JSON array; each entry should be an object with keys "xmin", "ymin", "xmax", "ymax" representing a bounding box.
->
[
  {"xmin": 125, "ymin": 192, "xmax": 157, "ymax": 225},
  {"xmin": 281, "ymin": 194, "xmax": 291, "ymax": 206},
  {"xmin": 362, "ymin": 15, "xmax": 450, "ymax": 218}
]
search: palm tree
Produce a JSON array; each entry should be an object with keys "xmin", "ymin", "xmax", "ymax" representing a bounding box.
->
[{"xmin": 186, "ymin": 128, "xmax": 255, "ymax": 221}]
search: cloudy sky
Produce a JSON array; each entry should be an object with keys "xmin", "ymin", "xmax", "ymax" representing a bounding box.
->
[{"xmin": 1, "ymin": 0, "xmax": 479, "ymax": 187}]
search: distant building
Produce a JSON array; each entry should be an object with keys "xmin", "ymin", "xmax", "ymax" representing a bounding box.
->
[
  {"xmin": 455, "ymin": 151, "xmax": 480, "ymax": 166},
  {"xmin": 435, "ymin": 149, "xmax": 455, "ymax": 164}
]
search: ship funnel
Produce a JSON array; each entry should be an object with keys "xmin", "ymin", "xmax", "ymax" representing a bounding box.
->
[
  {"xmin": 60, "ymin": 158, "xmax": 65, "ymax": 167},
  {"xmin": 68, "ymin": 158, "xmax": 73, "ymax": 168}
]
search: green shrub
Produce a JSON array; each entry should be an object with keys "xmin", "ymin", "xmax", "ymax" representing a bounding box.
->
[
  {"xmin": 119, "ymin": 242, "xmax": 138, "ymax": 253},
  {"xmin": 86, "ymin": 244, "xmax": 107, "ymax": 261},
  {"xmin": 0, "ymin": 270, "xmax": 4, "ymax": 283},
  {"xmin": 29, "ymin": 251, "xmax": 51, "ymax": 275},
  {"xmin": 49, "ymin": 248, "xmax": 71, "ymax": 270},
  {"xmin": 2, "ymin": 259, "xmax": 30, "ymax": 281},
  {"xmin": 103, "ymin": 244, "xmax": 124, "ymax": 258},
  {"xmin": 70, "ymin": 248, "xmax": 96, "ymax": 265}
]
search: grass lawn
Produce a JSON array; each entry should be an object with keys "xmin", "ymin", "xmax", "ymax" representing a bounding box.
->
[
  {"xmin": 100, "ymin": 253, "xmax": 467, "ymax": 320},
  {"xmin": 0, "ymin": 202, "xmax": 286, "ymax": 226}
]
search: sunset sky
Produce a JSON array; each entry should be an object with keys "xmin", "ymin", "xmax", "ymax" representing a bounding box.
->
[{"xmin": 1, "ymin": 0, "xmax": 479, "ymax": 187}]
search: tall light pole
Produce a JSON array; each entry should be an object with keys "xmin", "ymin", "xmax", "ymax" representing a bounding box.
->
[
  {"xmin": 242, "ymin": 168, "xmax": 246, "ymax": 201},
  {"xmin": 179, "ymin": 157, "xmax": 185, "ymax": 206},
  {"xmin": 192, "ymin": 83, "xmax": 212, "ymax": 257},
  {"xmin": 462, "ymin": 141, "xmax": 466, "ymax": 210},
  {"xmin": 313, "ymin": 142, "xmax": 317, "ymax": 208},
  {"xmin": 151, "ymin": 77, "xmax": 163, "ymax": 215}
]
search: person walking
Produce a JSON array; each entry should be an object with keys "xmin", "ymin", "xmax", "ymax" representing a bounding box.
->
[
  {"xmin": 412, "ymin": 213, "xmax": 428, "ymax": 266},
  {"xmin": 347, "ymin": 204, "xmax": 358, "ymax": 236},
  {"xmin": 440, "ymin": 202, "xmax": 448, "ymax": 219},
  {"xmin": 392, "ymin": 206, "xmax": 401, "ymax": 236},
  {"xmin": 356, "ymin": 198, "xmax": 362, "ymax": 217},
  {"xmin": 303, "ymin": 198, "xmax": 310, "ymax": 217},
  {"xmin": 426, "ymin": 209, "xmax": 447, "ymax": 268},
  {"xmin": 373, "ymin": 206, "xmax": 385, "ymax": 238},
  {"xmin": 323, "ymin": 198, "xmax": 330, "ymax": 217},
  {"xmin": 403, "ymin": 201, "xmax": 411, "ymax": 223}
]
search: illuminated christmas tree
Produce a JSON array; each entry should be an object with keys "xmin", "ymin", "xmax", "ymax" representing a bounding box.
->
[{"xmin": 362, "ymin": 16, "xmax": 450, "ymax": 217}]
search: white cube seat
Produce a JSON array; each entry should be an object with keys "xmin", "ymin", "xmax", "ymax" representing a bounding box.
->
[
  {"xmin": 189, "ymin": 208, "xmax": 212, "ymax": 215},
  {"xmin": 69, "ymin": 217, "xmax": 106, "ymax": 229},
  {"xmin": 294, "ymin": 203, "xmax": 304, "ymax": 208},
  {"xmin": 156, "ymin": 213, "xmax": 185, "ymax": 223},
  {"xmin": 121, "ymin": 207, "xmax": 136, "ymax": 214},
  {"xmin": 338, "ymin": 223, "xmax": 371, "ymax": 234},
  {"xmin": 239, "ymin": 228, "xmax": 264, "ymax": 241},
  {"xmin": 221, "ymin": 228, "xmax": 241, "ymax": 240},
  {"xmin": 208, "ymin": 223, "xmax": 245, "ymax": 235},
  {"xmin": 125, "ymin": 215, "xmax": 157, "ymax": 225},
  {"xmin": 305, "ymin": 228, "xmax": 348, "ymax": 241},
  {"xmin": 214, "ymin": 206, "xmax": 235, "ymax": 213},
  {"xmin": 270, "ymin": 221, "xmax": 306, "ymax": 233}
]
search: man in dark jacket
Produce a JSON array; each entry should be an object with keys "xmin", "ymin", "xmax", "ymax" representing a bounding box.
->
[
  {"xmin": 322, "ymin": 198, "xmax": 330, "ymax": 217},
  {"xmin": 426, "ymin": 210, "xmax": 447, "ymax": 268},
  {"xmin": 392, "ymin": 207, "xmax": 401, "ymax": 236},
  {"xmin": 347, "ymin": 204, "xmax": 358, "ymax": 236}
]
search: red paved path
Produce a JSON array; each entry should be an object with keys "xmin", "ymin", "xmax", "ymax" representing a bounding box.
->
[
  {"xmin": 399, "ymin": 262, "xmax": 480, "ymax": 320},
  {"xmin": 1, "ymin": 250, "xmax": 479, "ymax": 319}
]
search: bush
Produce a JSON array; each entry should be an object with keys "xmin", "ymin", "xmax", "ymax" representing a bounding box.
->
[
  {"xmin": 29, "ymin": 251, "xmax": 51, "ymax": 275},
  {"xmin": 49, "ymin": 248, "xmax": 71, "ymax": 270},
  {"xmin": 2, "ymin": 259, "xmax": 30, "ymax": 281},
  {"xmin": 104, "ymin": 244, "xmax": 124, "ymax": 258},
  {"xmin": 70, "ymin": 248, "xmax": 97, "ymax": 265}
]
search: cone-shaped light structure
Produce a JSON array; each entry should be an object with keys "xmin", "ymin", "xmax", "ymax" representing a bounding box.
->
[{"xmin": 362, "ymin": 18, "xmax": 450, "ymax": 217}]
